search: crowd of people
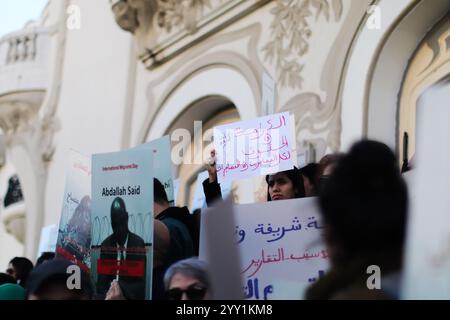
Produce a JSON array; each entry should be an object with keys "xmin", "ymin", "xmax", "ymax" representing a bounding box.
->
[{"xmin": 0, "ymin": 139, "xmax": 410, "ymax": 300}]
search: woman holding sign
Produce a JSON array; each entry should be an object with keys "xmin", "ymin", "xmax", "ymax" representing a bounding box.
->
[{"xmin": 203, "ymin": 150, "xmax": 305, "ymax": 204}]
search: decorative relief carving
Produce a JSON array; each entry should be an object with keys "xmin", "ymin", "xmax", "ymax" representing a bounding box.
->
[
  {"xmin": 156, "ymin": 0, "xmax": 216, "ymax": 34},
  {"xmin": 111, "ymin": 0, "xmax": 140, "ymax": 32},
  {"xmin": 263, "ymin": 0, "xmax": 343, "ymax": 89},
  {"xmin": 111, "ymin": 0, "xmax": 218, "ymax": 35},
  {"xmin": 111, "ymin": 0, "xmax": 156, "ymax": 34}
]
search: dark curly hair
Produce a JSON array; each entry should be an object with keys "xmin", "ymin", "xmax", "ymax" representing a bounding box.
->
[{"xmin": 265, "ymin": 167, "xmax": 306, "ymax": 201}]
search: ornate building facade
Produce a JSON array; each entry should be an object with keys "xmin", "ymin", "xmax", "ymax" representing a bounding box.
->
[{"xmin": 0, "ymin": 0, "xmax": 449, "ymax": 267}]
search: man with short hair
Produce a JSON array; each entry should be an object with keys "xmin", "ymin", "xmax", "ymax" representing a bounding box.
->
[
  {"xmin": 7, "ymin": 257, "xmax": 33, "ymax": 288},
  {"xmin": 97, "ymin": 197, "xmax": 146, "ymax": 300}
]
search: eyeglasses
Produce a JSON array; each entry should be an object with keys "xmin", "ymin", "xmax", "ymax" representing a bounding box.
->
[
  {"xmin": 167, "ymin": 285, "xmax": 207, "ymax": 300},
  {"xmin": 6, "ymin": 268, "xmax": 14, "ymax": 275}
]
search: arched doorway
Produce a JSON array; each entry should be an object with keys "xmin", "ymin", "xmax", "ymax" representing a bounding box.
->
[
  {"xmin": 398, "ymin": 13, "xmax": 450, "ymax": 165},
  {"xmin": 143, "ymin": 65, "xmax": 261, "ymax": 207},
  {"xmin": 166, "ymin": 96, "xmax": 240, "ymax": 208},
  {"xmin": 341, "ymin": 0, "xmax": 450, "ymax": 154}
]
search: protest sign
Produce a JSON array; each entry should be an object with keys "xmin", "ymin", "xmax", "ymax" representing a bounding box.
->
[
  {"xmin": 91, "ymin": 148, "xmax": 154, "ymax": 300},
  {"xmin": 37, "ymin": 224, "xmax": 58, "ymax": 258},
  {"xmin": 135, "ymin": 135, "xmax": 174, "ymax": 206},
  {"xmin": 55, "ymin": 150, "xmax": 91, "ymax": 272},
  {"xmin": 200, "ymin": 196, "xmax": 244, "ymax": 299},
  {"xmin": 213, "ymin": 112, "xmax": 294, "ymax": 184},
  {"xmin": 402, "ymin": 78, "xmax": 450, "ymax": 299},
  {"xmin": 200, "ymin": 197, "xmax": 329, "ymax": 300}
]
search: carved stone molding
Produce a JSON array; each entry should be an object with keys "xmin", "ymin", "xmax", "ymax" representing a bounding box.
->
[
  {"xmin": 111, "ymin": 0, "xmax": 156, "ymax": 34},
  {"xmin": 263, "ymin": 0, "xmax": 343, "ymax": 89},
  {"xmin": 111, "ymin": 0, "xmax": 140, "ymax": 33},
  {"xmin": 156, "ymin": 0, "xmax": 217, "ymax": 34},
  {"xmin": 111, "ymin": 0, "xmax": 270, "ymax": 68}
]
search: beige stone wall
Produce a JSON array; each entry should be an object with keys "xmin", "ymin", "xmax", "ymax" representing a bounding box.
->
[
  {"xmin": 127, "ymin": 0, "xmax": 372, "ymax": 205},
  {"xmin": 130, "ymin": 0, "xmax": 371, "ymax": 154}
]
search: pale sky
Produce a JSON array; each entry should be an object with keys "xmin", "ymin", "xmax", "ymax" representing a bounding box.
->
[{"xmin": 0, "ymin": 0, "xmax": 49, "ymax": 38}]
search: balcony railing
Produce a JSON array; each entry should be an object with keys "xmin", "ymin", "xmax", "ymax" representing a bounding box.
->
[
  {"xmin": 0, "ymin": 27, "xmax": 51, "ymax": 97},
  {"xmin": 5, "ymin": 33, "xmax": 38, "ymax": 64}
]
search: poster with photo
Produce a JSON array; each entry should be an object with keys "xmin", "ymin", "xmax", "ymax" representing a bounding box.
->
[
  {"xmin": 55, "ymin": 150, "xmax": 91, "ymax": 273},
  {"xmin": 91, "ymin": 148, "xmax": 154, "ymax": 300}
]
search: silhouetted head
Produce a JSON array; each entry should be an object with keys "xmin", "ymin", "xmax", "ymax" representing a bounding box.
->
[
  {"xmin": 319, "ymin": 140, "xmax": 407, "ymax": 263},
  {"xmin": 265, "ymin": 167, "xmax": 305, "ymax": 201},
  {"xmin": 299, "ymin": 163, "xmax": 319, "ymax": 197},
  {"xmin": 7, "ymin": 257, "xmax": 33, "ymax": 287},
  {"xmin": 154, "ymin": 178, "xmax": 169, "ymax": 205},
  {"xmin": 26, "ymin": 259, "xmax": 92, "ymax": 300},
  {"xmin": 317, "ymin": 153, "xmax": 344, "ymax": 194},
  {"xmin": 110, "ymin": 197, "xmax": 129, "ymax": 245},
  {"xmin": 36, "ymin": 252, "xmax": 55, "ymax": 267},
  {"xmin": 153, "ymin": 178, "xmax": 170, "ymax": 217}
]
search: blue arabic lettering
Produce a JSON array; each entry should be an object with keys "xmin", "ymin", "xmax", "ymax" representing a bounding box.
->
[
  {"xmin": 235, "ymin": 226, "xmax": 246, "ymax": 244},
  {"xmin": 263, "ymin": 285, "xmax": 274, "ymax": 300}
]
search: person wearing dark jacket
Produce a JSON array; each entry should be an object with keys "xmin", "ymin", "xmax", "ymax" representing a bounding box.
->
[
  {"xmin": 0, "ymin": 273, "xmax": 15, "ymax": 286},
  {"xmin": 305, "ymin": 140, "xmax": 407, "ymax": 300},
  {"xmin": 152, "ymin": 178, "xmax": 196, "ymax": 299}
]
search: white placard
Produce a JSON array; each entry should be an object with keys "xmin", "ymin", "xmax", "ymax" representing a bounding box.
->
[
  {"xmin": 214, "ymin": 112, "xmax": 294, "ymax": 184},
  {"xmin": 402, "ymin": 78, "xmax": 450, "ymax": 299},
  {"xmin": 200, "ymin": 197, "xmax": 329, "ymax": 300},
  {"xmin": 37, "ymin": 224, "xmax": 58, "ymax": 258}
]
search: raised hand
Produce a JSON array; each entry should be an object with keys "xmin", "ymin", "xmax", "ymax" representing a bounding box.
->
[{"xmin": 205, "ymin": 149, "xmax": 218, "ymax": 183}]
